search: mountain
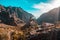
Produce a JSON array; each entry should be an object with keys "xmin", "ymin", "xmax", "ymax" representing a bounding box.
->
[
  {"xmin": 7, "ymin": 7, "xmax": 34, "ymax": 22},
  {"xmin": 5, "ymin": 6, "xmax": 34, "ymax": 23},
  {"xmin": 37, "ymin": 7, "xmax": 60, "ymax": 24},
  {"xmin": 0, "ymin": 5, "xmax": 34, "ymax": 26}
]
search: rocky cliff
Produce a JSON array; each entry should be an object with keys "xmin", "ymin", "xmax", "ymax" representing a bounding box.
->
[{"xmin": 0, "ymin": 5, "xmax": 34, "ymax": 26}]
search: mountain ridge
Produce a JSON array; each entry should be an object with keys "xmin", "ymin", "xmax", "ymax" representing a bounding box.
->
[
  {"xmin": 37, "ymin": 7, "xmax": 60, "ymax": 24},
  {"xmin": 0, "ymin": 5, "xmax": 34, "ymax": 26}
]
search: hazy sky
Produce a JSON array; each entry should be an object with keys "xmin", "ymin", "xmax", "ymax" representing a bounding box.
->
[{"xmin": 0, "ymin": 0, "xmax": 60, "ymax": 18}]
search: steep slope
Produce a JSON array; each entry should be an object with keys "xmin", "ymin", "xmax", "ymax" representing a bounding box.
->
[
  {"xmin": 5, "ymin": 6, "xmax": 34, "ymax": 23},
  {"xmin": 37, "ymin": 7, "xmax": 60, "ymax": 24},
  {"xmin": 0, "ymin": 5, "xmax": 34, "ymax": 26}
]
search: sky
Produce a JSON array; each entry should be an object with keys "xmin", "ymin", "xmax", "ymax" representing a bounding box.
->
[{"xmin": 0, "ymin": 0, "xmax": 60, "ymax": 18}]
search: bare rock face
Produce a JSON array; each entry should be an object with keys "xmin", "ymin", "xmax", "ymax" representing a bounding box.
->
[{"xmin": 0, "ymin": 5, "xmax": 33, "ymax": 26}]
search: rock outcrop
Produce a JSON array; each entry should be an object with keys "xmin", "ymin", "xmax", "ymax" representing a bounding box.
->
[{"xmin": 0, "ymin": 5, "xmax": 34, "ymax": 26}]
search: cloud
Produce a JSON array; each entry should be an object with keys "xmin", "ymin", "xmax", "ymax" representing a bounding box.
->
[{"xmin": 32, "ymin": 0, "xmax": 60, "ymax": 18}]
